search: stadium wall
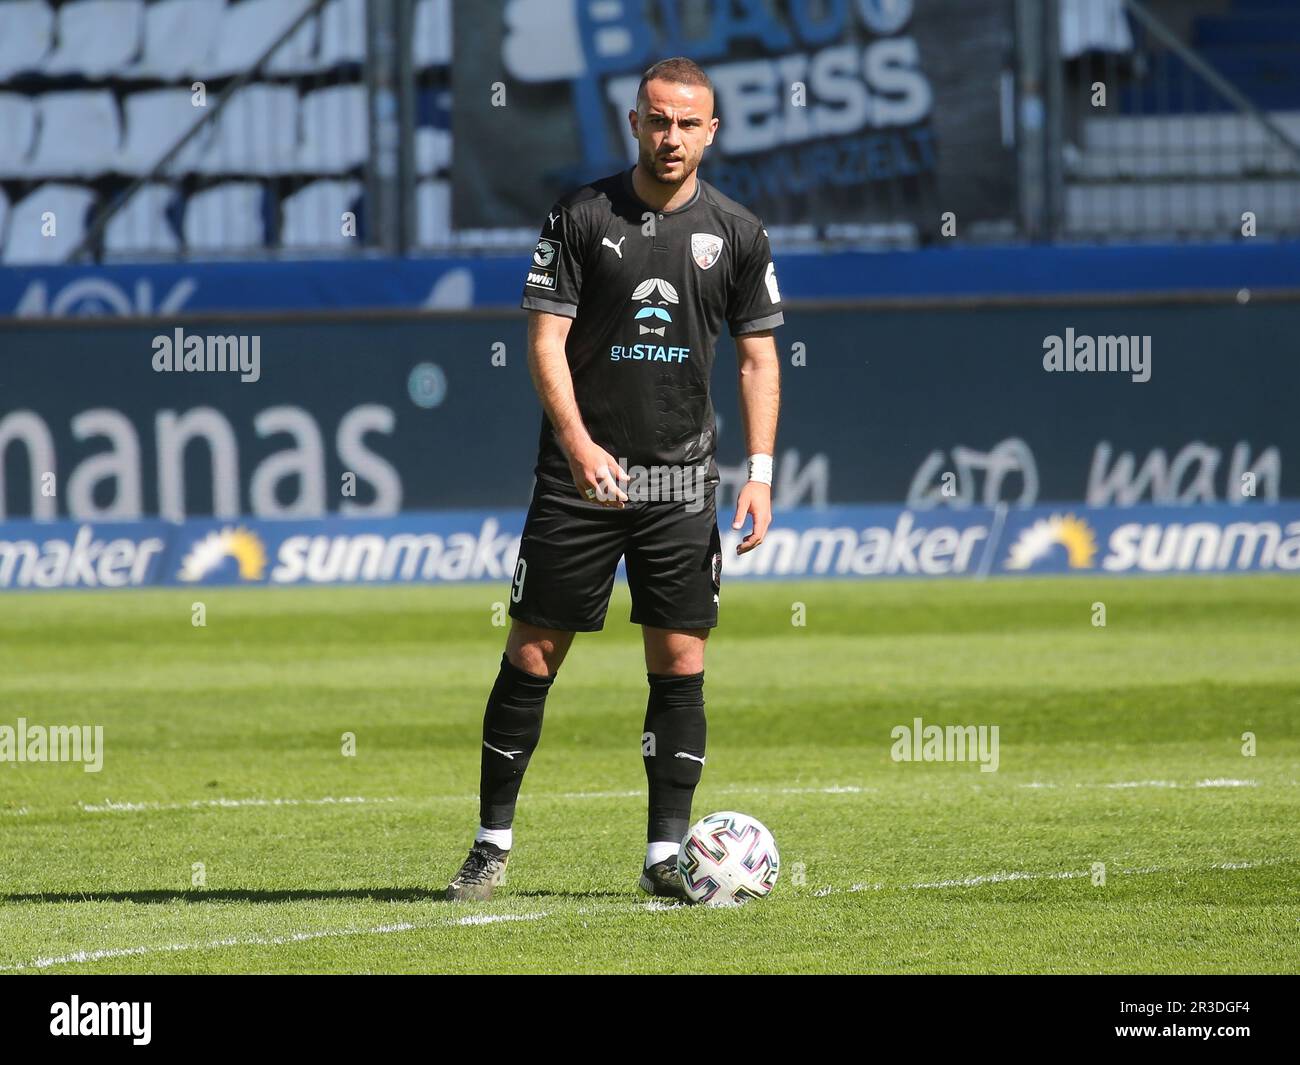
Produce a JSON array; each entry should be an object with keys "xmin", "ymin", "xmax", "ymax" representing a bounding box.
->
[{"xmin": 2, "ymin": 296, "xmax": 1298, "ymax": 520}]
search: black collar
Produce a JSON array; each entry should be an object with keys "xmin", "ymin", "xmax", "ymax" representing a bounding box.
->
[{"xmin": 622, "ymin": 166, "xmax": 701, "ymax": 216}]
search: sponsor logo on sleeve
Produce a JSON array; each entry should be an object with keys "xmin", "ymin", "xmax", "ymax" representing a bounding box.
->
[
  {"xmin": 526, "ymin": 237, "xmax": 561, "ymax": 289},
  {"xmin": 764, "ymin": 261, "xmax": 781, "ymax": 303}
]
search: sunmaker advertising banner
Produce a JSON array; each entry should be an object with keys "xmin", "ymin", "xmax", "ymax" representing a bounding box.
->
[{"xmin": 2, "ymin": 502, "xmax": 1298, "ymax": 592}]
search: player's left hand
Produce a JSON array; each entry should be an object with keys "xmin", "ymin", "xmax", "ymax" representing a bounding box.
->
[{"xmin": 732, "ymin": 481, "xmax": 771, "ymax": 555}]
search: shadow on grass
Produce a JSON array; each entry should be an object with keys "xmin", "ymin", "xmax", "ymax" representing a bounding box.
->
[{"xmin": 2, "ymin": 888, "xmax": 633, "ymax": 904}]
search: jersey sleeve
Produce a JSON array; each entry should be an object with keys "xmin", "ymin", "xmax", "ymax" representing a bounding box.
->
[
  {"xmin": 727, "ymin": 224, "xmax": 784, "ymax": 336},
  {"xmin": 520, "ymin": 202, "xmax": 585, "ymax": 317}
]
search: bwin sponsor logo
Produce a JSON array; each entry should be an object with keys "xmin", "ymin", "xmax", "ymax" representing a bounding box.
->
[
  {"xmin": 50, "ymin": 996, "xmax": 151, "ymax": 1045},
  {"xmin": 151, "ymin": 327, "xmax": 261, "ymax": 382},
  {"xmin": 1042, "ymin": 328, "xmax": 1151, "ymax": 382}
]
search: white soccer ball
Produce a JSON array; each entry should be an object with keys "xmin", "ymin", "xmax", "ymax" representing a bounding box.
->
[{"xmin": 678, "ymin": 811, "xmax": 779, "ymax": 906}]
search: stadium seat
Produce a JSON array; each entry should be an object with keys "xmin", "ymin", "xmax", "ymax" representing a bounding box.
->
[
  {"xmin": 196, "ymin": 83, "xmax": 298, "ymax": 176},
  {"xmin": 1073, "ymin": 113, "xmax": 1300, "ymax": 180},
  {"xmin": 415, "ymin": 178, "xmax": 450, "ymax": 248},
  {"xmin": 104, "ymin": 183, "xmax": 180, "ymax": 254},
  {"xmin": 117, "ymin": 89, "xmax": 211, "ymax": 177},
  {"xmin": 0, "ymin": 0, "xmax": 55, "ymax": 80},
  {"xmin": 280, "ymin": 179, "xmax": 363, "ymax": 248},
  {"xmin": 0, "ymin": 189, "xmax": 8, "ymax": 253},
  {"xmin": 127, "ymin": 0, "xmax": 226, "ymax": 81},
  {"xmin": 297, "ymin": 84, "xmax": 368, "ymax": 174},
  {"xmin": 316, "ymin": 0, "xmax": 366, "ymax": 69},
  {"xmin": 206, "ymin": 0, "xmax": 315, "ymax": 78},
  {"xmin": 183, "ymin": 181, "xmax": 265, "ymax": 251},
  {"xmin": 42, "ymin": 0, "xmax": 144, "ymax": 79},
  {"xmin": 413, "ymin": 0, "xmax": 451, "ymax": 68},
  {"xmin": 415, "ymin": 127, "xmax": 452, "ymax": 176},
  {"xmin": 2, "ymin": 183, "xmax": 97, "ymax": 264},
  {"xmin": 27, "ymin": 92, "xmax": 122, "ymax": 179},
  {"xmin": 1065, "ymin": 180, "xmax": 1300, "ymax": 235},
  {"xmin": 0, "ymin": 94, "xmax": 39, "ymax": 178}
]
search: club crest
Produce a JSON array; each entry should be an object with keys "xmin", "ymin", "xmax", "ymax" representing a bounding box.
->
[{"xmin": 691, "ymin": 233, "xmax": 724, "ymax": 270}]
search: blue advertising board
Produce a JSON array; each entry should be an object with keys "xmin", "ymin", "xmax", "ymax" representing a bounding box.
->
[{"xmin": 2, "ymin": 502, "xmax": 1297, "ymax": 592}]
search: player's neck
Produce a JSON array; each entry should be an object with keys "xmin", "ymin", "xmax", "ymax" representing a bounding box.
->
[{"xmin": 631, "ymin": 163, "xmax": 698, "ymax": 214}]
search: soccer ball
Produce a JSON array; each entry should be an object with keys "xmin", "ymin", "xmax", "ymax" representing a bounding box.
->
[{"xmin": 678, "ymin": 811, "xmax": 779, "ymax": 906}]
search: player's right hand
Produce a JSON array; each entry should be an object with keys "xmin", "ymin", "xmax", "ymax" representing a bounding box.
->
[{"xmin": 568, "ymin": 441, "xmax": 629, "ymax": 508}]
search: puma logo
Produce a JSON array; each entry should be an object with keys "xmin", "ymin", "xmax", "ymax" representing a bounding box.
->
[
  {"xmin": 674, "ymin": 752, "xmax": 706, "ymax": 765},
  {"xmin": 602, "ymin": 235, "xmax": 626, "ymax": 258},
  {"xmin": 483, "ymin": 741, "xmax": 524, "ymax": 760}
]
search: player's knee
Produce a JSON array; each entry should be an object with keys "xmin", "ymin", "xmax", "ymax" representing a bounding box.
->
[{"xmin": 506, "ymin": 623, "xmax": 573, "ymax": 677}]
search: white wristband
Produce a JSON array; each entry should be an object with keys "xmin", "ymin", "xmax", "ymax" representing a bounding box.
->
[{"xmin": 747, "ymin": 453, "xmax": 774, "ymax": 486}]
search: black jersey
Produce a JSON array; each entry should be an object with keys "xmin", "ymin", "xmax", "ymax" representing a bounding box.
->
[{"xmin": 519, "ymin": 166, "xmax": 784, "ymax": 494}]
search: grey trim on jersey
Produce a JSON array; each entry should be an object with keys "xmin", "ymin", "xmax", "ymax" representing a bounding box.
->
[
  {"xmin": 731, "ymin": 311, "xmax": 785, "ymax": 336},
  {"xmin": 521, "ymin": 295, "xmax": 579, "ymax": 318}
]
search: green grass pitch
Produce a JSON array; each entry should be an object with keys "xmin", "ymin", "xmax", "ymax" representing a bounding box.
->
[{"xmin": 1, "ymin": 575, "xmax": 1297, "ymax": 974}]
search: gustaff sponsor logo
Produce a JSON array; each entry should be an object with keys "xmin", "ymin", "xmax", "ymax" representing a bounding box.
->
[{"xmin": 0, "ymin": 525, "xmax": 166, "ymax": 589}]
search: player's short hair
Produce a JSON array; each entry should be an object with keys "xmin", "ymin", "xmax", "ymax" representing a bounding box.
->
[{"xmin": 636, "ymin": 57, "xmax": 714, "ymax": 117}]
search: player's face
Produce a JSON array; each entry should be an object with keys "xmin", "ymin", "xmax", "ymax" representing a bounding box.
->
[{"xmin": 630, "ymin": 80, "xmax": 718, "ymax": 186}]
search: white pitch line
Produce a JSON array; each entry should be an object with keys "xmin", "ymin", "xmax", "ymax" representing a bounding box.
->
[
  {"xmin": 3, "ymin": 857, "xmax": 1290, "ymax": 972},
  {"xmin": 78, "ymin": 796, "xmax": 400, "ymax": 814},
  {"xmin": 0, "ymin": 912, "xmax": 551, "ymax": 973},
  {"xmin": 1017, "ymin": 779, "xmax": 1261, "ymax": 791},
  {"xmin": 72, "ymin": 785, "xmax": 876, "ymax": 816}
]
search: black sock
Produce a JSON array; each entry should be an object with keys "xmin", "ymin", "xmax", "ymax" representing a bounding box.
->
[
  {"xmin": 479, "ymin": 652, "xmax": 555, "ymax": 830},
  {"xmin": 642, "ymin": 671, "xmax": 707, "ymax": 845}
]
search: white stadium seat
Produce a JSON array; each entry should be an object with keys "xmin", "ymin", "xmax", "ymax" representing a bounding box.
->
[
  {"xmin": 42, "ymin": 0, "xmax": 144, "ymax": 79},
  {"xmin": 27, "ymin": 92, "xmax": 122, "ymax": 179},
  {"xmin": 1066, "ymin": 180, "xmax": 1300, "ymax": 236},
  {"xmin": 105, "ymin": 184, "xmax": 180, "ymax": 255},
  {"xmin": 316, "ymin": 0, "xmax": 366, "ymax": 69},
  {"xmin": 414, "ymin": 0, "xmax": 451, "ymax": 69},
  {"xmin": 117, "ymin": 89, "xmax": 211, "ymax": 177},
  {"xmin": 196, "ymin": 83, "xmax": 298, "ymax": 176},
  {"xmin": 183, "ymin": 182, "xmax": 265, "ymax": 251},
  {"xmin": 3, "ymin": 183, "xmax": 97, "ymax": 264},
  {"xmin": 415, "ymin": 126, "xmax": 452, "ymax": 176},
  {"xmin": 280, "ymin": 179, "xmax": 363, "ymax": 248},
  {"xmin": 297, "ymin": 84, "xmax": 368, "ymax": 173},
  {"xmin": 127, "ymin": 0, "xmax": 226, "ymax": 81},
  {"xmin": 0, "ymin": 0, "xmax": 55, "ymax": 80},
  {"xmin": 415, "ymin": 178, "xmax": 450, "ymax": 248},
  {"xmin": 0, "ymin": 94, "xmax": 39, "ymax": 179},
  {"xmin": 206, "ymin": 0, "xmax": 314, "ymax": 78}
]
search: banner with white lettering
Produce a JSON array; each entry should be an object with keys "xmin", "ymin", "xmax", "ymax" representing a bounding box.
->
[{"xmin": 451, "ymin": 0, "xmax": 1016, "ymax": 233}]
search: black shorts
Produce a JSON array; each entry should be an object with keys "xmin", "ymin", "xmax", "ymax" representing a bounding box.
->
[{"xmin": 508, "ymin": 477, "xmax": 722, "ymax": 632}]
